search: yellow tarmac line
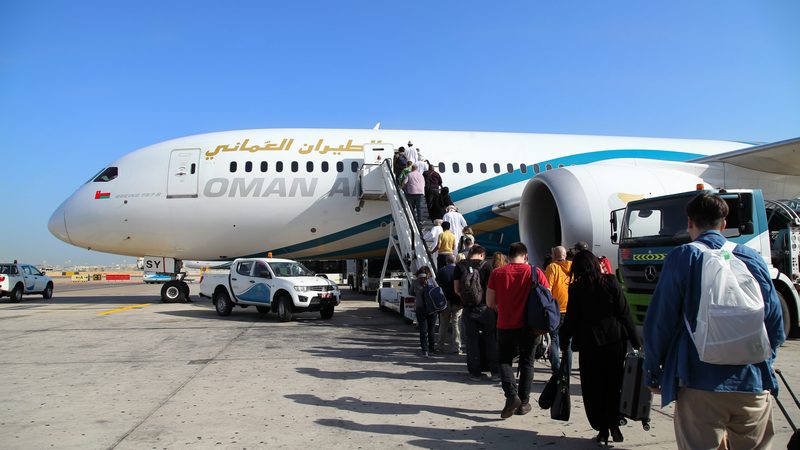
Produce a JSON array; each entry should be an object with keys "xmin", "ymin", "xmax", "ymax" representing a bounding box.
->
[{"xmin": 97, "ymin": 303, "xmax": 151, "ymax": 316}]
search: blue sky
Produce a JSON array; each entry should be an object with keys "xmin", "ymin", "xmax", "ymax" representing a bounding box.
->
[{"xmin": 1, "ymin": 1, "xmax": 798, "ymax": 266}]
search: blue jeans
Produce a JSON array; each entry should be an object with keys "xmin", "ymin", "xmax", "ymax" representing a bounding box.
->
[
  {"xmin": 406, "ymin": 193, "xmax": 424, "ymax": 223},
  {"xmin": 550, "ymin": 313, "xmax": 571, "ymax": 373},
  {"xmin": 416, "ymin": 307, "xmax": 436, "ymax": 353}
]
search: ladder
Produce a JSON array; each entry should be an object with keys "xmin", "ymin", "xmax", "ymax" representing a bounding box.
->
[{"xmin": 363, "ymin": 159, "xmax": 437, "ymax": 285}]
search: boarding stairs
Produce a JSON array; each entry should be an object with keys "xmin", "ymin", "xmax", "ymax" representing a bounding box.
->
[{"xmin": 359, "ymin": 155, "xmax": 437, "ymax": 285}]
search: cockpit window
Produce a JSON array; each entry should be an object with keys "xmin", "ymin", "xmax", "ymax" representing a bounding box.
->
[{"xmin": 93, "ymin": 167, "xmax": 118, "ymax": 182}]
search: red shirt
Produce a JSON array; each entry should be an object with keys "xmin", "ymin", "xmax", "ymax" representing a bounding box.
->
[{"xmin": 488, "ymin": 263, "xmax": 550, "ymax": 329}]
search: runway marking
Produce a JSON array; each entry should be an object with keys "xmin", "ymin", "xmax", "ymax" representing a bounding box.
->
[{"xmin": 98, "ymin": 303, "xmax": 151, "ymax": 315}]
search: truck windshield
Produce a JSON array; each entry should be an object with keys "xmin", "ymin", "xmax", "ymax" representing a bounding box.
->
[
  {"xmin": 620, "ymin": 193, "xmax": 749, "ymax": 246},
  {"xmin": 269, "ymin": 262, "xmax": 314, "ymax": 277}
]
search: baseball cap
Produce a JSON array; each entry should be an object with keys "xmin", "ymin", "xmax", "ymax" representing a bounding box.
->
[{"xmin": 573, "ymin": 241, "xmax": 590, "ymax": 252}]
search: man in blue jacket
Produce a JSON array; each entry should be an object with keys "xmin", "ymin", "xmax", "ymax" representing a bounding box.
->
[{"xmin": 644, "ymin": 193, "xmax": 784, "ymax": 449}]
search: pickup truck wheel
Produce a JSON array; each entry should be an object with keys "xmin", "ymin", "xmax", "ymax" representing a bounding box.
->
[
  {"xmin": 277, "ymin": 296, "xmax": 293, "ymax": 322},
  {"xmin": 256, "ymin": 306, "xmax": 270, "ymax": 314},
  {"xmin": 214, "ymin": 290, "xmax": 233, "ymax": 316},
  {"xmin": 9, "ymin": 284, "xmax": 23, "ymax": 303},
  {"xmin": 161, "ymin": 281, "xmax": 186, "ymax": 303},
  {"xmin": 320, "ymin": 305, "xmax": 334, "ymax": 319},
  {"xmin": 42, "ymin": 283, "xmax": 54, "ymax": 300}
]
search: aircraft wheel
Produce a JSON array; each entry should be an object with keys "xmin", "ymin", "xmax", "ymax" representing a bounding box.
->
[{"xmin": 161, "ymin": 280, "xmax": 186, "ymax": 303}]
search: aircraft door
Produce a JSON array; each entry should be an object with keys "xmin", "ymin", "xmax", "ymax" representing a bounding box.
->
[
  {"xmin": 167, "ymin": 149, "xmax": 200, "ymax": 199},
  {"xmin": 360, "ymin": 143, "xmax": 395, "ymax": 199}
]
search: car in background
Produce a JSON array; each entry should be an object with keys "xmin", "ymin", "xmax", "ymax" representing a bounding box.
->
[{"xmin": 1, "ymin": 262, "xmax": 54, "ymax": 302}]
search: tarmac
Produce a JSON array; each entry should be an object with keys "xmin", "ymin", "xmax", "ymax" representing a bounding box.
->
[{"xmin": 0, "ymin": 280, "xmax": 798, "ymax": 449}]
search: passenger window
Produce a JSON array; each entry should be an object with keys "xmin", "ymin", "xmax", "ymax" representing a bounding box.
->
[
  {"xmin": 237, "ymin": 261, "xmax": 253, "ymax": 276},
  {"xmin": 507, "ymin": 163, "xmax": 514, "ymax": 173},
  {"xmin": 260, "ymin": 161, "xmax": 268, "ymax": 172},
  {"xmin": 438, "ymin": 162, "xmax": 446, "ymax": 173},
  {"xmin": 30, "ymin": 266, "xmax": 42, "ymax": 276},
  {"xmin": 229, "ymin": 162, "xmax": 237, "ymax": 173},
  {"xmin": 22, "ymin": 266, "xmax": 32, "ymax": 275},
  {"xmin": 351, "ymin": 161, "xmax": 359, "ymax": 172},
  {"xmin": 466, "ymin": 163, "xmax": 473, "ymax": 173},
  {"xmin": 307, "ymin": 161, "xmax": 314, "ymax": 172},
  {"xmin": 546, "ymin": 163, "xmax": 553, "ymax": 170},
  {"xmin": 533, "ymin": 164, "xmax": 540, "ymax": 174},
  {"xmin": 291, "ymin": 161, "xmax": 299, "ymax": 173},
  {"xmin": 493, "ymin": 163, "xmax": 500, "ymax": 173},
  {"xmin": 93, "ymin": 167, "xmax": 118, "ymax": 182},
  {"xmin": 452, "ymin": 163, "xmax": 460, "ymax": 173},
  {"xmin": 336, "ymin": 162, "xmax": 344, "ymax": 173},
  {"xmin": 321, "ymin": 161, "xmax": 329, "ymax": 172},
  {"xmin": 254, "ymin": 261, "xmax": 270, "ymax": 278},
  {"xmin": 276, "ymin": 161, "xmax": 284, "ymax": 172},
  {"xmin": 479, "ymin": 163, "xmax": 487, "ymax": 173},
  {"xmin": 520, "ymin": 164, "xmax": 527, "ymax": 174},
  {"xmin": 558, "ymin": 164, "xmax": 565, "ymax": 168},
  {"xmin": 245, "ymin": 161, "xmax": 253, "ymax": 173}
]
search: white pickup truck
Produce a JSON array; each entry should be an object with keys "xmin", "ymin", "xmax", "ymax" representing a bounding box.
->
[
  {"xmin": 199, "ymin": 258, "xmax": 341, "ymax": 321},
  {"xmin": 1, "ymin": 263, "xmax": 54, "ymax": 302}
]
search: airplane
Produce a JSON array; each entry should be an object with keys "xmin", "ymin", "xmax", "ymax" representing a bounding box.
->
[{"xmin": 48, "ymin": 128, "xmax": 800, "ymax": 303}]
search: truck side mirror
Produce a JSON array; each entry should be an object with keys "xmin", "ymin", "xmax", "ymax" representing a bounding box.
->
[
  {"xmin": 739, "ymin": 222, "xmax": 754, "ymax": 235},
  {"xmin": 611, "ymin": 232, "xmax": 618, "ymax": 244}
]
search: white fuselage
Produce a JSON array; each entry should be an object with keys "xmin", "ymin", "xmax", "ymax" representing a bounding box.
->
[{"xmin": 49, "ymin": 128, "xmax": 749, "ymax": 261}]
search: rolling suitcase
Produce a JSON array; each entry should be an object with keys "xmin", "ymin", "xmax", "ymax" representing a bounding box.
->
[{"xmin": 619, "ymin": 350, "xmax": 652, "ymax": 430}]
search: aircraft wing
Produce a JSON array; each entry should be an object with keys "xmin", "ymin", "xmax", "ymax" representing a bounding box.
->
[{"xmin": 691, "ymin": 137, "xmax": 800, "ymax": 176}]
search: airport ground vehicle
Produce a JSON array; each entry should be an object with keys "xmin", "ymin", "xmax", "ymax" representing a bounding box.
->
[
  {"xmin": 142, "ymin": 272, "xmax": 174, "ymax": 284},
  {"xmin": 0, "ymin": 262, "xmax": 54, "ymax": 302},
  {"xmin": 611, "ymin": 189, "xmax": 800, "ymax": 338},
  {"xmin": 199, "ymin": 257, "xmax": 340, "ymax": 321}
]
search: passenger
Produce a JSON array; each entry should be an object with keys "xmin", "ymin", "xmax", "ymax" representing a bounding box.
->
[
  {"xmin": 410, "ymin": 266, "xmax": 436, "ymax": 357},
  {"xmin": 544, "ymin": 246, "xmax": 571, "ymax": 375},
  {"xmin": 453, "ymin": 245, "xmax": 496, "ymax": 382},
  {"xmin": 458, "ymin": 235, "xmax": 474, "ymax": 262},
  {"xmin": 559, "ymin": 250, "xmax": 640, "ymax": 444},
  {"xmin": 458, "ymin": 226, "xmax": 475, "ymax": 254},
  {"xmin": 425, "ymin": 219, "xmax": 444, "ymax": 260},
  {"xmin": 416, "ymin": 155, "xmax": 428, "ymax": 173},
  {"xmin": 423, "ymin": 162, "xmax": 442, "ymax": 214},
  {"xmin": 405, "ymin": 141, "xmax": 418, "ymax": 163},
  {"xmin": 486, "ymin": 242, "xmax": 549, "ymax": 418},
  {"xmin": 491, "ymin": 252, "xmax": 508, "ymax": 270},
  {"xmin": 443, "ymin": 206, "xmax": 468, "ymax": 249},
  {"xmin": 433, "ymin": 221, "xmax": 456, "ymax": 270},
  {"xmin": 398, "ymin": 160, "xmax": 413, "ymax": 187},
  {"xmin": 404, "ymin": 164, "xmax": 425, "ymax": 223},
  {"xmin": 643, "ymin": 193, "xmax": 784, "ymax": 450},
  {"xmin": 436, "ymin": 254, "xmax": 462, "ymax": 354},
  {"xmin": 394, "ymin": 147, "xmax": 407, "ymax": 179},
  {"xmin": 429, "ymin": 186, "xmax": 450, "ymax": 221}
]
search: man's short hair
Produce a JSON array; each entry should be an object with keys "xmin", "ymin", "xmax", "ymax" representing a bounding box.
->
[
  {"xmin": 551, "ymin": 246, "xmax": 567, "ymax": 260},
  {"xmin": 445, "ymin": 254, "xmax": 456, "ymax": 264},
  {"xmin": 442, "ymin": 221, "xmax": 450, "ymax": 231},
  {"xmin": 398, "ymin": 147, "xmax": 405, "ymax": 152},
  {"xmin": 573, "ymin": 241, "xmax": 589, "ymax": 252},
  {"xmin": 464, "ymin": 236, "xmax": 474, "ymax": 246},
  {"xmin": 468, "ymin": 245, "xmax": 486, "ymax": 258},
  {"xmin": 508, "ymin": 242, "xmax": 527, "ymax": 259},
  {"xmin": 686, "ymin": 193, "xmax": 729, "ymax": 229},
  {"xmin": 411, "ymin": 164, "xmax": 418, "ymax": 170}
]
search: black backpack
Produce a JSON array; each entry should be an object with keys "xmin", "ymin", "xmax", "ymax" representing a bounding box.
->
[{"xmin": 459, "ymin": 261, "xmax": 484, "ymax": 307}]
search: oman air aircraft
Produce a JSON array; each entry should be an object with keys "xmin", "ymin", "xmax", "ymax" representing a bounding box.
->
[{"xmin": 49, "ymin": 127, "xmax": 800, "ymax": 301}]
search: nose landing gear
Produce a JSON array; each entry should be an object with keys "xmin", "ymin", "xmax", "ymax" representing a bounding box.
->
[{"xmin": 161, "ymin": 279, "xmax": 190, "ymax": 303}]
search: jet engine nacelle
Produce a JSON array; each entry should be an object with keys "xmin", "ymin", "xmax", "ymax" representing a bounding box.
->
[{"xmin": 519, "ymin": 159, "xmax": 715, "ymax": 268}]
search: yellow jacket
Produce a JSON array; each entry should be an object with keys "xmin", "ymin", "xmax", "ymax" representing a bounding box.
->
[{"xmin": 545, "ymin": 260, "xmax": 572, "ymax": 313}]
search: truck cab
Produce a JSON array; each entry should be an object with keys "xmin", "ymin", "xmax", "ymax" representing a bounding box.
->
[{"xmin": 612, "ymin": 189, "xmax": 799, "ymax": 338}]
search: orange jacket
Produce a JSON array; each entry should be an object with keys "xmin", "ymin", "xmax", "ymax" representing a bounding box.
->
[{"xmin": 545, "ymin": 260, "xmax": 572, "ymax": 313}]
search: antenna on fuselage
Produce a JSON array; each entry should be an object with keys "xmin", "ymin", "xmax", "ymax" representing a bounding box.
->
[{"xmin": 373, "ymin": 122, "xmax": 381, "ymax": 130}]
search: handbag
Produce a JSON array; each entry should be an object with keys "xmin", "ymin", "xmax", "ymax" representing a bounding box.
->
[
  {"xmin": 550, "ymin": 358, "xmax": 571, "ymax": 421},
  {"xmin": 538, "ymin": 374, "xmax": 558, "ymax": 410}
]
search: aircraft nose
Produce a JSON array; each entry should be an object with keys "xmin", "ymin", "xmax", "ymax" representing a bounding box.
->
[{"xmin": 48, "ymin": 202, "xmax": 72, "ymax": 244}]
